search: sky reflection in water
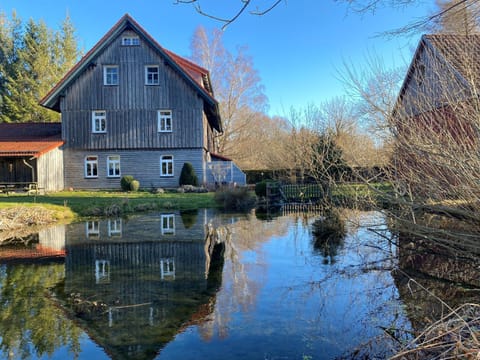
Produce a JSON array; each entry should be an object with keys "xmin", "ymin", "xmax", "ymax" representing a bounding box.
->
[{"xmin": 0, "ymin": 210, "xmax": 411, "ymax": 359}]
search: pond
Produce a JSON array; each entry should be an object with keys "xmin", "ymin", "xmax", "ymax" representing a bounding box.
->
[{"xmin": 0, "ymin": 208, "xmax": 478, "ymax": 359}]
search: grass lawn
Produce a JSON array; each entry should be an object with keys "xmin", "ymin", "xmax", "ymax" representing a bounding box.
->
[{"xmin": 0, "ymin": 190, "xmax": 218, "ymax": 218}]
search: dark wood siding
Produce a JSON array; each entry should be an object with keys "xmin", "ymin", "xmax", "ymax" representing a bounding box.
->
[{"xmin": 60, "ymin": 30, "xmax": 204, "ymax": 151}]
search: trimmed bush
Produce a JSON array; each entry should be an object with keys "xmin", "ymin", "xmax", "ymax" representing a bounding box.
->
[
  {"xmin": 120, "ymin": 175, "xmax": 139, "ymax": 191},
  {"xmin": 214, "ymin": 186, "xmax": 256, "ymax": 211},
  {"xmin": 121, "ymin": 175, "xmax": 135, "ymax": 191},
  {"xmin": 130, "ymin": 180, "xmax": 140, "ymax": 192},
  {"xmin": 179, "ymin": 162, "xmax": 198, "ymax": 187},
  {"xmin": 255, "ymin": 180, "xmax": 276, "ymax": 197}
]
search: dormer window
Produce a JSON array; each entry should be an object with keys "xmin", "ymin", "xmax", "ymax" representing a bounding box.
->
[
  {"xmin": 104, "ymin": 65, "xmax": 118, "ymax": 85},
  {"xmin": 145, "ymin": 66, "xmax": 159, "ymax": 85},
  {"xmin": 122, "ymin": 36, "xmax": 139, "ymax": 46}
]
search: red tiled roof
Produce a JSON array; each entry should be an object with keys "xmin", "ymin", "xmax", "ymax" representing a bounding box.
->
[{"xmin": 0, "ymin": 123, "xmax": 63, "ymax": 157}]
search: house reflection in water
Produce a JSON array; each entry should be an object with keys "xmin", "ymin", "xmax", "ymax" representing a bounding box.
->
[{"xmin": 61, "ymin": 209, "xmax": 224, "ymax": 360}]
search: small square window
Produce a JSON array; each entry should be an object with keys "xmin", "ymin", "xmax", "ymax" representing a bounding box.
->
[
  {"xmin": 104, "ymin": 65, "xmax": 118, "ymax": 85},
  {"xmin": 92, "ymin": 110, "xmax": 106, "ymax": 133},
  {"xmin": 85, "ymin": 155, "xmax": 98, "ymax": 178},
  {"xmin": 158, "ymin": 110, "xmax": 172, "ymax": 132},
  {"xmin": 145, "ymin": 66, "xmax": 159, "ymax": 85},
  {"xmin": 160, "ymin": 155, "xmax": 174, "ymax": 177}
]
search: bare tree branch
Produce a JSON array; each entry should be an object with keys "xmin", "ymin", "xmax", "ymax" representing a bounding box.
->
[{"xmin": 173, "ymin": 0, "xmax": 284, "ymax": 29}]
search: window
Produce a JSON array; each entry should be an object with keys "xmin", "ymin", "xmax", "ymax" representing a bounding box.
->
[
  {"xmin": 85, "ymin": 155, "xmax": 98, "ymax": 178},
  {"xmin": 161, "ymin": 214, "xmax": 175, "ymax": 235},
  {"xmin": 86, "ymin": 220, "xmax": 100, "ymax": 237},
  {"xmin": 145, "ymin": 66, "xmax": 159, "ymax": 85},
  {"xmin": 122, "ymin": 36, "xmax": 139, "ymax": 46},
  {"xmin": 160, "ymin": 155, "xmax": 174, "ymax": 176},
  {"xmin": 92, "ymin": 110, "xmax": 106, "ymax": 133},
  {"xmin": 160, "ymin": 258, "xmax": 175, "ymax": 280},
  {"xmin": 158, "ymin": 110, "xmax": 172, "ymax": 132},
  {"xmin": 95, "ymin": 260, "xmax": 110, "ymax": 284},
  {"xmin": 108, "ymin": 219, "xmax": 122, "ymax": 236},
  {"xmin": 104, "ymin": 65, "xmax": 118, "ymax": 85},
  {"xmin": 107, "ymin": 155, "xmax": 121, "ymax": 177}
]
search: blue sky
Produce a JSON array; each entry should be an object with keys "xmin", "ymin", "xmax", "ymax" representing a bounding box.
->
[{"xmin": 1, "ymin": 0, "xmax": 433, "ymax": 116}]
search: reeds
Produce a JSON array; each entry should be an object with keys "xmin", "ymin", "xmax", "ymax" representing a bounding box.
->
[{"xmin": 392, "ymin": 303, "xmax": 480, "ymax": 359}]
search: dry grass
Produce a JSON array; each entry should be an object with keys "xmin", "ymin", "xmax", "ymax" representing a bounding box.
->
[
  {"xmin": 392, "ymin": 303, "xmax": 480, "ymax": 359},
  {"xmin": 0, "ymin": 206, "xmax": 57, "ymax": 231}
]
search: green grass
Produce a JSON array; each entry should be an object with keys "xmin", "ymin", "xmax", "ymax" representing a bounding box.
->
[{"xmin": 0, "ymin": 190, "xmax": 218, "ymax": 218}]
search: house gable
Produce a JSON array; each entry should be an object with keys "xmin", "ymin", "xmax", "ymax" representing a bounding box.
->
[
  {"xmin": 393, "ymin": 34, "xmax": 480, "ymax": 119},
  {"xmin": 40, "ymin": 14, "xmax": 221, "ymax": 133}
]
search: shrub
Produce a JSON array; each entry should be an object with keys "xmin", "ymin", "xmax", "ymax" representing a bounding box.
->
[
  {"xmin": 214, "ymin": 186, "xmax": 256, "ymax": 211},
  {"xmin": 130, "ymin": 180, "xmax": 140, "ymax": 192},
  {"xmin": 121, "ymin": 176, "xmax": 135, "ymax": 191},
  {"xmin": 255, "ymin": 180, "xmax": 276, "ymax": 197},
  {"xmin": 120, "ymin": 175, "xmax": 139, "ymax": 191},
  {"xmin": 179, "ymin": 162, "xmax": 198, "ymax": 186}
]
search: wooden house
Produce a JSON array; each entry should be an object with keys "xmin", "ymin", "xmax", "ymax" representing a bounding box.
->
[
  {"xmin": 37, "ymin": 14, "xmax": 245, "ymax": 190},
  {"xmin": 0, "ymin": 123, "xmax": 64, "ymax": 192},
  {"xmin": 391, "ymin": 34, "xmax": 480, "ymax": 194}
]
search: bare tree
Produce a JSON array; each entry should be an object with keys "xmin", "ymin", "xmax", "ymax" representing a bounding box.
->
[
  {"xmin": 432, "ymin": 0, "xmax": 480, "ymax": 34},
  {"xmin": 189, "ymin": 26, "xmax": 268, "ymax": 165}
]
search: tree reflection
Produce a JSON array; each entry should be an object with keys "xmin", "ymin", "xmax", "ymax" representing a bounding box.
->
[
  {"xmin": 198, "ymin": 213, "xmax": 290, "ymax": 339},
  {"xmin": 312, "ymin": 209, "xmax": 346, "ymax": 264},
  {"xmin": 0, "ymin": 263, "xmax": 81, "ymax": 359}
]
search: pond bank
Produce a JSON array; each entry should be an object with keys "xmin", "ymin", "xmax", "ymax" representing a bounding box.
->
[
  {"xmin": 0, "ymin": 191, "xmax": 218, "ymax": 220},
  {"xmin": 0, "ymin": 204, "xmax": 74, "ymax": 232}
]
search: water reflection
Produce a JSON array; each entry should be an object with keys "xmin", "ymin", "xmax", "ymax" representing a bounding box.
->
[
  {"xmin": 60, "ymin": 210, "xmax": 225, "ymax": 360},
  {"xmin": 1, "ymin": 209, "xmax": 479, "ymax": 359}
]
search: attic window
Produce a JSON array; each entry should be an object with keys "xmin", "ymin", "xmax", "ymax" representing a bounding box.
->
[{"xmin": 122, "ymin": 36, "xmax": 139, "ymax": 46}]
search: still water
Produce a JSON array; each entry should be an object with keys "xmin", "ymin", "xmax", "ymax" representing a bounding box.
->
[{"xmin": 0, "ymin": 208, "xmax": 475, "ymax": 359}]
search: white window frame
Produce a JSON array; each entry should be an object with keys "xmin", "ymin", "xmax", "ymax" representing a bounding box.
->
[
  {"xmin": 95, "ymin": 259, "xmax": 110, "ymax": 284},
  {"xmin": 103, "ymin": 65, "xmax": 118, "ymax": 85},
  {"xmin": 145, "ymin": 66, "xmax": 159, "ymax": 85},
  {"xmin": 85, "ymin": 155, "xmax": 98, "ymax": 178},
  {"xmin": 92, "ymin": 110, "xmax": 106, "ymax": 133},
  {"xmin": 121, "ymin": 36, "xmax": 139, "ymax": 46},
  {"xmin": 160, "ymin": 258, "xmax": 175, "ymax": 280},
  {"xmin": 160, "ymin": 155, "xmax": 174, "ymax": 177},
  {"xmin": 86, "ymin": 220, "xmax": 100, "ymax": 237},
  {"xmin": 108, "ymin": 219, "xmax": 122, "ymax": 236},
  {"xmin": 107, "ymin": 155, "xmax": 121, "ymax": 178},
  {"xmin": 158, "ymin": 110, "xmax": 172, "ymax": 132},
  {"xmin": 161, "ymin": 214, "xmax": 175, "ymax": 235}
]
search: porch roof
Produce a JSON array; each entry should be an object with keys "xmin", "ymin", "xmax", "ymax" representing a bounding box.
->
[{"xmin": 0, "ymin": 123, "xmax": 63, "ymax": 157}]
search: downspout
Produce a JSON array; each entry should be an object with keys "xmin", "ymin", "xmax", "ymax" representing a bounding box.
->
[{"xmin": 23, "ymin": 158, "xmax": 35, "ymax": 183}]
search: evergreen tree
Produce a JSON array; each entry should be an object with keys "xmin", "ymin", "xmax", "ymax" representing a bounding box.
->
[{"xmin": 0, "ymin": 13, "xmax": 80, "ymax": 123}]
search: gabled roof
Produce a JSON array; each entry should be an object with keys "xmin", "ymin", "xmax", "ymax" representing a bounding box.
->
[
  {"xmin": 393, "ymin": 34, "xmax": 480, "ymax": 117},
  {"xmin": 0, "ymin": 123, "xmax": 63, "ymax": 157},
  {"xmin": 426, "ymin": 34, "xmax": 480, "ymax": 85},
  {"xmin": 39, "ymin": 14, "xmax": 222, "ymax": 132}
]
